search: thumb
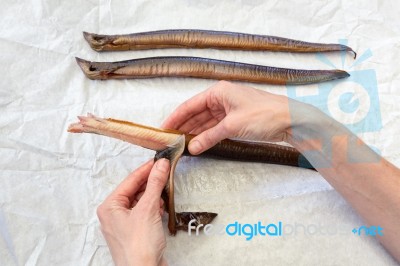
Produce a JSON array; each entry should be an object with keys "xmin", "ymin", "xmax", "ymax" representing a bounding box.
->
[
  {"xmin": 141, "ymin": 159, "xmax": 170, "ymax": 204},
  {"xmin": 189, "ymin": 122, "xmax": 228, "ymax": 155}
]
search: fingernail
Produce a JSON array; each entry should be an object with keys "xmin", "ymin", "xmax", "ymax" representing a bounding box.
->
[
  {"xmin": 189, "ymin": 140, "xmax": 203, "ymax": 154},
  {"xmin": 156, "ymin": 158, "xmax": 170, "ymax": 173}
]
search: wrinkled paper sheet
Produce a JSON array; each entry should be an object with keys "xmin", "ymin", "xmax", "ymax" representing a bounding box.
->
[{"xmin": 1, "ymin": 0, "xmax": 399, "ymax": 265}]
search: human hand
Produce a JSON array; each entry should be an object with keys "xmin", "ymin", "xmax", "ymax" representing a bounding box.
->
[
  {"xmin": 97, "ymin": 159, "xmax": 170, "ymax": 266},
  {"xmin": 162, "ymin": 81, "xmax": 291, "ymax": 155}
]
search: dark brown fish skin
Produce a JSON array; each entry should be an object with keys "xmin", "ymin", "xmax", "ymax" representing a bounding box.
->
[
  {"xmin": 75, "ymin": 56, "xmax": 350, "ymax": 85},
  {"xmin": 184, "ymin": 134, "xmax": 314, "ymax": 169},
  {"xmin": 175, "ymin": 212, "xmax": 218, "ymax": 231},
  {"xmin": 155, "ymin": 145, "xmax": 218, "ymax": 235},
  {"xmin": 154, "ymin": 137, "xmax": 186, "ymax": 235},
  {"xmin": 83, "ymin": 29, "xmax": 356, "ymax": 58}
]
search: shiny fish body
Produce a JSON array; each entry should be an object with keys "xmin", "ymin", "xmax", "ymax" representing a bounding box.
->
[
  {"xmin": 76, "ymin": 56, "xmax": 349, "ymax": 85},
  {"xmin": 83, "ymin": 29, "xmax": 356, "ymax": 58}
]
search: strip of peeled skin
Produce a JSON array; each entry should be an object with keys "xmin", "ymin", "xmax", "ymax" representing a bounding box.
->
[
  {"xmin": 154, "ymin": 137, "xmax": 218, "ymax": 235},
  {"xmin": 68, "ymin": 114, "xmax": 314, "ymax": 234},
  {"xmin": 76, "ymin": 56, "xmax": 350, "ymax": 85},
  {"xmin": 83, "ymin": 29, "xmax": 356, "ymax": 58}
]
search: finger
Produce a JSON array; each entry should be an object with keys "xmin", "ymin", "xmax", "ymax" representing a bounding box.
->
[
  {"xmin": 131, "ymin": 199, "xmax": 139, "ymax": 208},
  {"xmin": 188, "ymin": 121, "xmax": 230, "ymax": 155},
  {"xmin": 161, "ymin": 89, "xmax": 209, "ymax": 129},
  {"xmin": 134, "ymin": 191, "xmax": 145, "ymax": 202},
  {"xmin": 159, "ymin": 199, "xmax": 165, "ymax": 216},
  {"xmin": 160, "ymin": 198, "xmax": 164, "ymax": 208},
  {"xmin": 136, "ymin": 181, "xmax": 147, "ymax": 194},
  {"xmin": 141, "ymin": 159, "xmax": 170, "ymax": 205},
  {"xmin": 111, "ymin": 160, "xmax": 153, "ymax": 199},
  {"xmin": 105, "ymin": 160, "xmax": 153, "ymax": 209},
  {"xmin": 178, "ymin": 109, "xmax": 214, "ymax": 133},
  {"xmin": 131, "ymin": 190, "xmax": 145, "ymax": 208}
]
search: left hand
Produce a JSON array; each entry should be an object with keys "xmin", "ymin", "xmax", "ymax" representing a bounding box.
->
[{"xmin": 97, "ymin": 159, "xmax": 170, "ymax": 266}]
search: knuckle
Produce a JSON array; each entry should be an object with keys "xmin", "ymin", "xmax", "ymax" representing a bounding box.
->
[
  {"xmin": 96, "ymin": 204, "xmax": 106, "ymax": 221},
  {"xmin": 209, "ymin": 80, "xmax": 229, "ymax": 93},
  {"xmin": 96, "ymin": 204, "xmax": 104, "ymax": 220},
  {"xmin": 221, "ymin": 120, "xmax": 234, "ymax": 136},
  {"xmin": 217, "ymin": 80, "xmax": 231, "ymax": 88}
]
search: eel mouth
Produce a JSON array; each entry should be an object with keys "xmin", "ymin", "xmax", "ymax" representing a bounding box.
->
[
  {"xmin": 75, "ymin": 57, "xmax": 131, "ymax": 80},
  {"xmin": 83, "ymin": 31, "xmax": 130, "ymax": 51},
  {"xmin": 83, "ymin": 32, "xmax": 110, "ymax": 51},
  {"xmin": 75, "ymin": 57, "xmax": 97, "ymax": 79},
  {"xmin": 75, "ymin": 57, "xmax": 107, "ymax": 80}
]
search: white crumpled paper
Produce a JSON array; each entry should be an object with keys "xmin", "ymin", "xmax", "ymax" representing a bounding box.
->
[{"xmin": 1, "ymin": 0, "xmax": 399, "ymax": 265}]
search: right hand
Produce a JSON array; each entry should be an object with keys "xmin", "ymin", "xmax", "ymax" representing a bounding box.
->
[
  {"xmin": 97, "ymin": 160, "xmax": 170, "ymax": 266},
  {"xmin": 162, "ymin": 81, "xmax": 292, "ymax": 155}
]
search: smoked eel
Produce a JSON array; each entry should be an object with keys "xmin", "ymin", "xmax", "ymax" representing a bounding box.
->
[
  {"xmin": 68, "ymin": 114, "xmax": 314, "ymax": 235},
  {"xmin": 76, "ymin": 56, "xmax": 349, "ymax": 85},
  {"xmin": 83, "ymin": 29, "xmax": 356, "ymax": 58}
]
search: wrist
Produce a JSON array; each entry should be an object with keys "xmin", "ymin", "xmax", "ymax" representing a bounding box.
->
[
  {"xmin": 123, "ymin": 246, "xmax": 157, "ymax": 266},
  {"xmin": 129, "ymin": 247, "xmax": 166, "ymax": 266},
  {"xmin": 284, "ymin": 100, "xmax": 349, "ymax": 169},
  {"xmin": 129, "ymin": 254, "xmax": 159, "ymax": 266},
  {"xmin": 159, "ymin": 257, "xmax": 168, "ymax": 266},
  {"xmin": 284, "ymin": 99, "xmax": 340, "ymax": 148},
  {"xmin": 284, "ymin": 99, "xmax": 381, "ymax": 170}
]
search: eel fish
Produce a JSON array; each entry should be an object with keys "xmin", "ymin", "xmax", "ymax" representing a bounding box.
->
[
  {"xmin": 82, "ymin": 29, "xmax": 356, "ymax": 58},
  {"xmin": 75, "ymin": 56, "xmax": 349, "ymax": 85},
  {"xmin": 68, "ymin": 114, "xmax": 314, "ymax": 235}
]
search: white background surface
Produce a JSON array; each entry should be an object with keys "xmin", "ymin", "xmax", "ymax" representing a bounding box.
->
[{"xmin": 1, "ymin": 0, "xmax": 399, "ymax": 265}]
